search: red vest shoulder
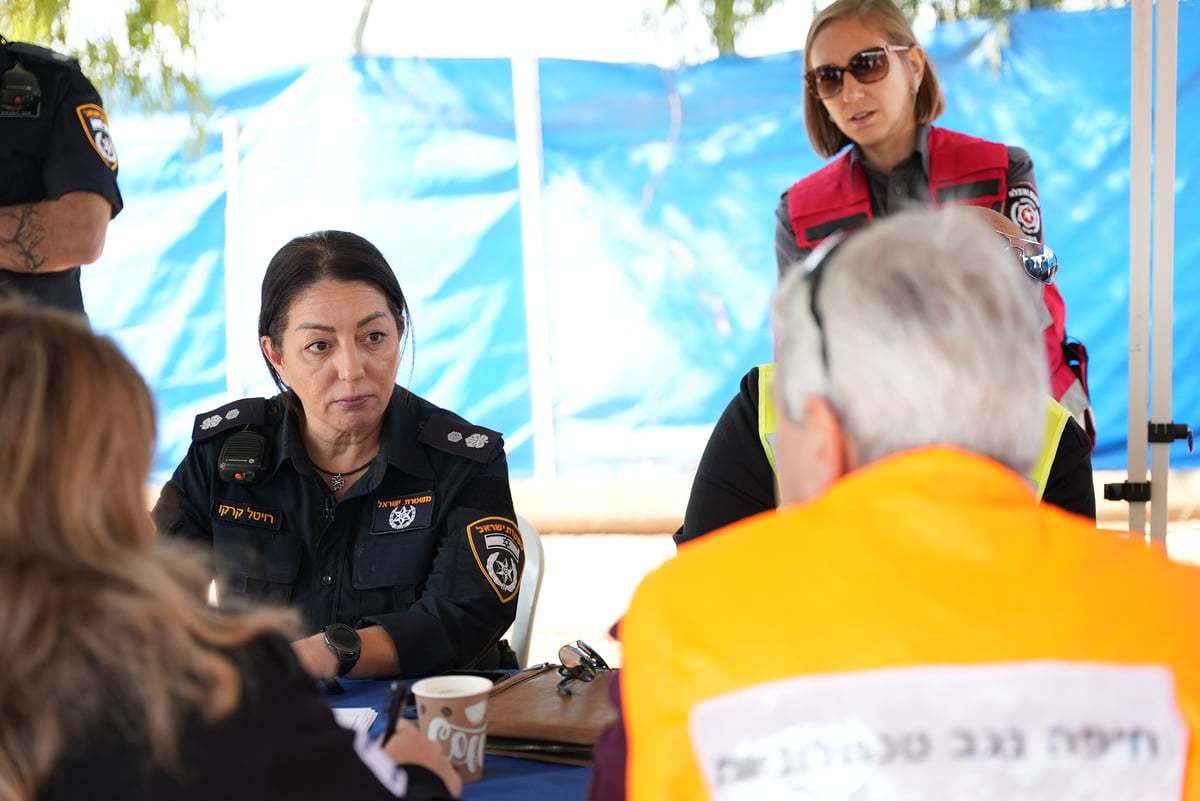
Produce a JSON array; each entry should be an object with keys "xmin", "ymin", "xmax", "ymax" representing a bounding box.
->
[{"xmin": 787, "ymin": 127, "xmax": 1010, "ymax": 251}]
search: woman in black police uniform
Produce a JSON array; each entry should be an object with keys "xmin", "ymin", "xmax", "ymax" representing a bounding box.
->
[
  {"xmin": 2, "ymin": 300, "xmax": 460, "ymax": 801},
  {"xmin": 154, "ymin": 230, "xmax": 524, "ymax": 682}
]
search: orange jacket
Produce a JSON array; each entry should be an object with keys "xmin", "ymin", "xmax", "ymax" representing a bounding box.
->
[{"xmin": 622, "ymin": 448, "xmax": 1200, "ymax": 800}]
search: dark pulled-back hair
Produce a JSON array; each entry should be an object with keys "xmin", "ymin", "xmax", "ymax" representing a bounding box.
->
[{"xmin": 258, "ymin": 230, "xmax": 412, "ymax": 394}]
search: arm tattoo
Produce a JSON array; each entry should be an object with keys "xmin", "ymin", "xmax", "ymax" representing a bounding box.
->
[{"xmin": 1, "ymin": 204, "xmax": 48, "ymax": 273}]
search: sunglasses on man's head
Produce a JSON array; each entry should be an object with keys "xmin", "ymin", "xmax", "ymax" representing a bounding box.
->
[
  {"xmin": 996, "ymin": 231, "xmax": 1059, "ymax": 284},
  {"xmin": 804, "ymin": 45, "xmax": 912, "ymax": 99},
  {"xmin": 800, "ymin": 229, "xmax": 855, "ymax": 371}
]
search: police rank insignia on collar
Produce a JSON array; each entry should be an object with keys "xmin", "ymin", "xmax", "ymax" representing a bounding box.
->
[
  {"xmin": 75, "ymin": 103, "xmax": 118, "ymax": 171},
  {"xmin": 467, "ymin": 516, "xmax": 523, "ymax": 603},
  {"xmin": 192, "ymin": 398, "xmax": 267, "ymax": 441},
  {"xmin": 418, "ymin": 414, "xmax": 502, "ymax": 463}
]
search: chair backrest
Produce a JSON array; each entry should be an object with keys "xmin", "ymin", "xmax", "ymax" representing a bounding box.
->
[{"xmin": 507, "ymin": 512, "xmax": 545, "ymax": 668}]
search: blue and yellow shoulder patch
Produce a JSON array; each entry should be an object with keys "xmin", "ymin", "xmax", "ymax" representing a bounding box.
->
[
  {"xmin": 192, "ymin": 397, "xmax": 267, "ymax": 441},
  {"xmin": 418, "ymin": 414, "xmax": 501, "ymax": 463}
]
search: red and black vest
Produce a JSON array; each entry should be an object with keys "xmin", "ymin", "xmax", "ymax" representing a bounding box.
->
[
  {"xmin": 785, "ymin": 127, "xmax": 1094, "ymax": 443},
  {"xmin": 788, "ymin": 127, "xmax": 1008, "ymax": 250}
]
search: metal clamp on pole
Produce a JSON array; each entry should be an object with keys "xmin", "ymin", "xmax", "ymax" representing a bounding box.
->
[
  {"xmin": 1103, "ymin": 481, "xmax": 1152, "ymax": 503},
  {"xmin": 1104, "ymin": 422, "xmax": 1192, "ymax": 505},
  {"xmin": 1148, "ymin": 421, "xmax": 1194, "ymax": 452}
]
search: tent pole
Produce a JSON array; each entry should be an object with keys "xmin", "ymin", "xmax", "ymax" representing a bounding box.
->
[
  {"xmin": 1149, "ymin": 0, "xmax": 1179, "ymax": 545},
  {"xmin": 1125, "ymin": 0, "xmax": 1152, "ymax": 538},
  {"xmin": 222, "ymin": 114, "xmax": 246, "ymax": 399},
  {"xmin": 512, "ymin": 55, "xmax": 558, "ymax": 480}
]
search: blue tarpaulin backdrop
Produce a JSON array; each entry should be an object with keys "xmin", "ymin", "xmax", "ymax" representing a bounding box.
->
[{"xmin": 86, "ymin": 6, "xmax": 1200, "ymax": 483}]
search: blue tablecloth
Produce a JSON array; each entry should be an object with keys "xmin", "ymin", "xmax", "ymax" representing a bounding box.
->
[{"xmin": 327, "ymin": 678, "xmax": 593, "ymax": 801}]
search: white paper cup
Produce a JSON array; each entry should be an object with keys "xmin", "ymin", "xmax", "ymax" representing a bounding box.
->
[{"xmin": 411, "ymin": 674, "xmax": 493, "ymax": 783}]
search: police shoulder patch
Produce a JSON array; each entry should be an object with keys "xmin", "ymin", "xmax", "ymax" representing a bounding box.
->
[
  {"xmin": 75, "ymin": 103, "xmax": 118, "ymax": 171},
  {"xmin": 467, "ymin": 516, "xmax": 523, "ymax": 603},
  {"xmin": 192, "ymin": 397, "xmax": 268, "ymax": 441},
  {"xmin": 418, "ymin": 414, "xmax": 502, "ymax": 463}
]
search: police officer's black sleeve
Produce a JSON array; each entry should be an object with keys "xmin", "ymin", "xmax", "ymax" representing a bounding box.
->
[
  {"xmin": 152, "ymin": 440, "xmax": 219, "ymax": 555},
  {"xmin": 363, "ymin": 447, "xmax": 520, "ymax": 677},
  {"xmin": 674, "ymin": 366, "xmax": 778, "ymax": 547},
  {"xmin": 775, "ymin": 190, "xmax": 810, "ymax": 281},
  {"xmin": 1042, "ymin": 416, "xmax": 1096, "ymax": 521},
  {"xmin": 41, "ymin": 54, "xmax": 123, "ymax": 215}
]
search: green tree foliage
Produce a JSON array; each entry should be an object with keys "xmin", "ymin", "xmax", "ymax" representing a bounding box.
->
[
  {"xmin": 1, "ymin": 0, "xmax": 211, "ymax": 117},
  {"xmin": 665, "ymin": 0, "xmax": 783, "ymax": 54},
  {"xmin": 895, "ymin": 0, "xmax": 1062, "ymax": 22},
  {"xmin": 672, "ymin": 0, "xmax": 1075, "ymax": 55}
]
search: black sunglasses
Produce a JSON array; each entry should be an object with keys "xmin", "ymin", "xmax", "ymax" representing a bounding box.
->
[
  {"xmin": 555, "ymin": 640, "xmax": 610, "ymax": 695},
  {"xmin": 800, "ymin": 230, "xmax": 854, "ymax": 371},
  {"xmin": 805, "ymin": 45, "xmax": 912, "ymax": 99}
]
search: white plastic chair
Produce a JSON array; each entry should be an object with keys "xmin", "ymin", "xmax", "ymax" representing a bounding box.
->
[{"xmin": 503, "ymin": 512, "xmax": 545, "ymax": 668}]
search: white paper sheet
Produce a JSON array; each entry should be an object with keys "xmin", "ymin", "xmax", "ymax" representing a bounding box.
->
[{"xmin": 333, "ymin": 707, "xmax": 379, "ymax": 733}]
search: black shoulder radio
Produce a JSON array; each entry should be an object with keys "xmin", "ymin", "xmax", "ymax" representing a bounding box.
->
[{"xmin": 218, "ymin": 430, "xmax": 267, "ymax": 484}]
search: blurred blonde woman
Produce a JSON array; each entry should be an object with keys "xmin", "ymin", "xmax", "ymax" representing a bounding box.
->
[{"xmin": 0, "ymin": 299, "xmax": 460, "ymax": 801}]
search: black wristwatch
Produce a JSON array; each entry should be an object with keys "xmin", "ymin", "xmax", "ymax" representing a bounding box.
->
[{"xmin": 323, "ymin": 623, "xmax": 362, "ymax": 677}]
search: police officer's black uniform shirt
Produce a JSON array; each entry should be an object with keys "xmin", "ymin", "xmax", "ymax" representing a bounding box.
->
[
  {"xmin": 774, "ymin": 125, "xmax": 1038, "ymax": 277},
  {"xmin": 0, "ymin": 41, "xmax": 123, "ymax": 314},
  {"xmin": 673, "ymin": 365, "xmax": 1096, "ymax": 547},
  {"xmin": 153, "ymin": 386, "xmax": 524, "ymax": 678}
]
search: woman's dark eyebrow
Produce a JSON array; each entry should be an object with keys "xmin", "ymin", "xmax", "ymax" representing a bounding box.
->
[{"xmin": 295, "ymin": 311, "xmax": 388, "ymax": 332}]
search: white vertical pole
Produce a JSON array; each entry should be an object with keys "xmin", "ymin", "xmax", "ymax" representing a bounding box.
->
[
  {"xmin": 1126, "ymin": 0, "xmax": 1152, "ymax": 537},
  {"xmin": 1149, "ymin": 0, "xmax": 1179, "ymax": 545},
  {"xmin": 511, "ymin": 56, "xmax": 557, "ymax": 479},
  {"xmin": 221, "ymin": 114, "xmax": 246, "ymax": 399}
]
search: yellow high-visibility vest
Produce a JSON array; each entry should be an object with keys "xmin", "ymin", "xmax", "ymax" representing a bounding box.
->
[{"xmin": 756, "ymin": 363, "xmax": 1069, "ymax": 499}]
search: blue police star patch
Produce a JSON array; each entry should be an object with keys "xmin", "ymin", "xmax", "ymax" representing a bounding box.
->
[
  {"xmin": 371, "ymin": 493, "xmax": 435, "ymax": 533},
  {"xmin": 467, "ymin": 516, "xmax": 523, "ymax": 603},
  {"xmin": 76, "ymin": 103, "xmax": 118, "ymax": 171}
]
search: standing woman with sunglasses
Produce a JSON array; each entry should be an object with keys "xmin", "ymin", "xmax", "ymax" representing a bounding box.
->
[{"xmin": 777, "ymin": 0, "xmax": 1093, "ymax": 439}]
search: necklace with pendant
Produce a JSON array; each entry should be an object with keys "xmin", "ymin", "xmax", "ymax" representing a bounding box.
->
[{"xmin": 311, "ymin": 457, "xmax": 374, "ymax": 492}]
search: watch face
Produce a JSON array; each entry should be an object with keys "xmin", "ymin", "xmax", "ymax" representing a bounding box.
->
[{"xmin": 326, "ymin": 624, "xmax": 359, "ymax": 652}]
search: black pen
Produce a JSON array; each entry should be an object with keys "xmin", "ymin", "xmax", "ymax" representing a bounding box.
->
[{"xmin": 381, "ymin": 679, "xmax": 408, "ymax": 745}]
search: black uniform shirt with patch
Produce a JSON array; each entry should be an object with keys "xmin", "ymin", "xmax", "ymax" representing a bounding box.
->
[
  {"xmin": 0, "ymin": 41, "xmax": 123, "ymax": 313},
  {"xmin": 152, "ymin": 386, "xmax": 523, "ymax": 678}
]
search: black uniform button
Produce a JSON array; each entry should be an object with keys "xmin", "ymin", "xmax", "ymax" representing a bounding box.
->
[{"xmin": 320, "ymin": 575, "xmax": 333, "ymax": 587}]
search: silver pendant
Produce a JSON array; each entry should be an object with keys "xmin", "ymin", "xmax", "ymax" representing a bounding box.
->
[{"xmin": 330, "ymin": 473, "xmax": 346, "ymax": 491}]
